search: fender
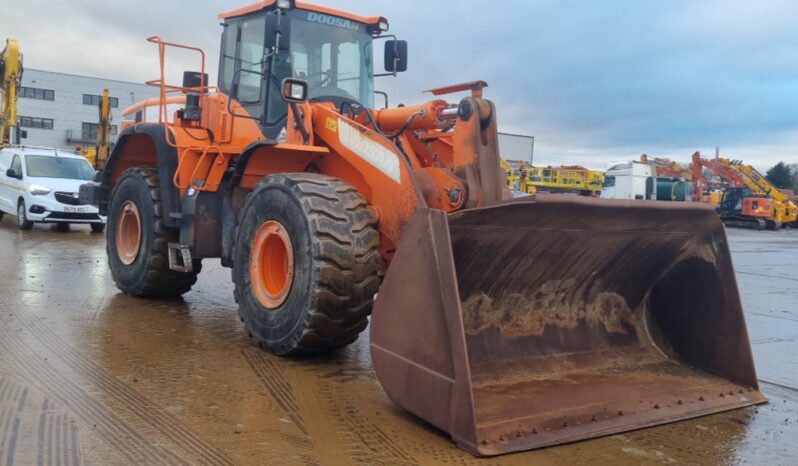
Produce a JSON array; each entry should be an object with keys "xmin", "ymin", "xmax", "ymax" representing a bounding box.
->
[
  {"xmin": 220, "ymin": 138, "xmax": 278, "ymax": 266},
  {"xmin": 101, "ymin": 124, "xmax": 182, "ymax": 229}
]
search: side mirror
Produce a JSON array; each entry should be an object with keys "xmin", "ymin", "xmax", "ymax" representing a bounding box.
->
[
  {"xmin": 281, "ymin": 78, "xmax": 309, "ymax": 103},
  {"xmin": 384, "ymin": 40, "xmax": 408, "ymax": 73},
  {"xmin": 93, "ymin": 170, "xmax": 103, "ymax": 183},
  {"xmin": 6, "ymin": 168, "xmax": 19, "ymax": 179},
  {"xmin": 20, "ymin": 130, "xmax": 27, "ymax": 139}
]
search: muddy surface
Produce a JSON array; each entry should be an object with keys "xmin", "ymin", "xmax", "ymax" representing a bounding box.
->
[{"xmin": 0, "ymin": 219, "xmax": 795, "ymax": 465}]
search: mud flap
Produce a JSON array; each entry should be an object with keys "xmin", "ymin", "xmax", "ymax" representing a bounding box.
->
[{"xmin": 370, "ymin": 195, "xmax": 766, "ymax": 456}]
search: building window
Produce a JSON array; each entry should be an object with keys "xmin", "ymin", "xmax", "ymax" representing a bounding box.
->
[
  {"xmin": 83, "ymin": 94, "xmax": 119, "ymax": 108},
  {"xmin": 19, "ymin": 116, "xmax": 54, "ymax": 130},
  {"xmin": 19, "ymin": 87, "xmax": 55, "ymax": 101},
  {"xmin": 81, "ymin": 122, "xmax": 118, "ymax": 141}
]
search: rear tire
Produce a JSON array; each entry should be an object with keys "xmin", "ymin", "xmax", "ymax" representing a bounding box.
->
[
  {"xmin": 233, "ymin": 173, "xmax": 383, "ymax": 356},
  {"xmin": 55, "ymin": 222, "xmax": 70, "ymax": 231},
  {"xmin": 90, "ymin": 223, "xmax": 106, "ymax": 233},
  {"xmin": 17, "ymin": 200, "xmax": 33, "ymax": 230},
  {"xmin": 107, "ymin": 167, "xmax": 201, "ymax": 297}
]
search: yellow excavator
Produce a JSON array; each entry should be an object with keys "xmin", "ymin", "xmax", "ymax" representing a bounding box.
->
[
  {"xmin": 81, "ymin": 89, "xmax": 113, "ymax": 169},
  {"xmin": 0, "ymin": 38, "xmax": 23, "ymax": 146},
  {"xmin": 721, "ymin": 159, "xmax": 798, "ymax": 228}
]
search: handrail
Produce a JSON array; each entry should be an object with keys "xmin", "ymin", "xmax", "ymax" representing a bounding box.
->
[
  {"xmin": 145, "ymin": 36, "xmax": 208, "ymax": 149},
  {"xmin": 173, "ymin": 144, "xmax": 226, "ymax": 190}
]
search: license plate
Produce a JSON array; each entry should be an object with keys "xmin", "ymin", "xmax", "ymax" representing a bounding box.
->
[{"xmin": 64, "ymin": 207, "xmax": 85, "ymax": 213}]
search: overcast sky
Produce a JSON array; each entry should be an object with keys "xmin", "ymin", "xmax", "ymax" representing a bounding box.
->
[{"xmin": 5, "ymin": 0, "xmax": 798, "ymax": 169}]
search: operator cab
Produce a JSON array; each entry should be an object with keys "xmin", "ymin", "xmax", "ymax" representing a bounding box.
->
[
  {"xmin": 217, "ymin": 0, "xmax": 407, "ymax": 139},
  {"xmin": 719, "ymin": 186, "xmax": 753, "ymax": 213}
]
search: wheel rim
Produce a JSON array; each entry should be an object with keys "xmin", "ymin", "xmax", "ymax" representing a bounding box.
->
[
  {"xmin": 116, "ymin": 201, "xmax": 142, "ymax": 265},
  {"xmin": 250, "ymin": 220, "xmax": 295, "ymax": 309}
]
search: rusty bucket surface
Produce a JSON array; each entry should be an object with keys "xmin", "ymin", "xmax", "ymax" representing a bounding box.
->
[{"xmin": 370, "ymin": 195, "xmax": 766, "ymax": 456}]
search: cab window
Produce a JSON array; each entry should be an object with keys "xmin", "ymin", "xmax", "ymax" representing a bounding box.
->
[{"xmin": 237, "ymin": 16, "xmax": 267, "ymax": 104}]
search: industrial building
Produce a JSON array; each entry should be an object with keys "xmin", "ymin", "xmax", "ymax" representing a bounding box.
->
[
  {"xmin": 15, "ymin": 69, "xmax": 157, "ymax": 150},
  {"xmin": 498, "ymin": 132, "xmax": 535, "ymax": 163}
]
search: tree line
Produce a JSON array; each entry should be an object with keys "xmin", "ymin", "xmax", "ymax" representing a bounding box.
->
[{"xmin": 765, "ymin": 162, "xmax": 798, "ymax": 192}]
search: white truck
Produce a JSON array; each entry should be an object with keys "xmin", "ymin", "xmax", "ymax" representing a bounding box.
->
[{"xmin": 601, "ymin": 161, "xmax": 655, "ymax": 200}]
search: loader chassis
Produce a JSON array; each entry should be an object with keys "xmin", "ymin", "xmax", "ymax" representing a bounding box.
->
[{"xmin": 81, "ymin": 1, "xmax": 767, "ymax": 457}]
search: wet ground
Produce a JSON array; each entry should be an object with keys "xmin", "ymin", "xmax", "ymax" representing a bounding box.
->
[{"xmin": 0, "ymin": 218, "xmax": 796, "ymax": 465}]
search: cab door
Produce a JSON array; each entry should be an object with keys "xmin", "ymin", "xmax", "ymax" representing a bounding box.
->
[
  {"xmin": 0, "ymin": 151, "xmax": 14, "ymax": 213},
  {"xmin": 5, "ymin": 154, "xmax": 24, "ymax": 210}
]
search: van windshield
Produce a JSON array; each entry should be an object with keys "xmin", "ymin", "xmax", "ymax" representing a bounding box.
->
[{"xmin": 25, "ymin": 155, "xmax": 95, "ymax": 180}]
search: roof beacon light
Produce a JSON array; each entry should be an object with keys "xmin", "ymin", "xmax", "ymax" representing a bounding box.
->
[
  {"xmin": 379, "ymin": 18, "xmax": 389, "ymax": 32},
  {"xmin": 276, "ymin": 0, "xmax": 293, "ymax": 10}
]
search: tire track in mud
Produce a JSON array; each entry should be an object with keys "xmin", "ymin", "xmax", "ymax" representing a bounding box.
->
[
  {"xmin": 242, "ymin": 347, "xmax": 421, "ymax": 466},
  {"xmin": 0, "ymin": 378, "xmax": 27, "ymax": 466},
  {"xmin": 0, "ymin": 292, "xmax": 235, "ymax": 465},
  {"xmin": 37, "ymin": 399, "xmax": 82, "ymax": 466},
  {"xmin": 0, "ymin": 332, "xmax": 178, "ymax": 465},
  {"xmin": 241, "ymin": 349, "xmax": 309, "ymax": 435},
  {"xmin": 310, "ymin": 375, "xmax": 416, "ymax": 466},
  {"xmin": 9, "ymin": 312, "xmax": 237, "ymax": 466}
]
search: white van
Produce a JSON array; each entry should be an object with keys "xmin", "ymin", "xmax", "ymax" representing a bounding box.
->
[
  {"xmin": 601, "ymin": 161, "xmax": 655, "ymax": 200},
  {"xmin": 0, "ymin": 146, "xmax": 106, "ymax": 231}
]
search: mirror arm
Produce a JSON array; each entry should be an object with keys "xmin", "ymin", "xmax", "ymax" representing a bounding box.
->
[
  {"xmin": 391, "ymin": 40, "xmax": 399, "ymax": 77},
  {"xmin": 289, "ymin": 102, "xmax": 310, "ymax": 144},
  {"xmin": 375, "ymin": 91, "xmax": 389, "ymax": 108}
]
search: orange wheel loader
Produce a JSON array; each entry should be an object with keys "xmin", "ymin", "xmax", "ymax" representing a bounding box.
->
[{"xmin": 79, "ymin": 0, "xmax": 766, "ymax": 456}]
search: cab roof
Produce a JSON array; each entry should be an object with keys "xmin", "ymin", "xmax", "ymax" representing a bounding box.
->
[{"xmin": 218, "ymin": 1, "xmax": 382, "ymax": 24}]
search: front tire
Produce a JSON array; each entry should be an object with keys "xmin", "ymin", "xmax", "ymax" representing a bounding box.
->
[
  {"xmin": 233, "ymin": 173, "xmax": 383, "ymax": 356},
  {"xmin": 107, "ymin": 167, "xmax": 201, "ymax": 297},
  {"xmin": 17, "ymin": 200, "xmax": 33, "ymax": 230},
  {"xmin": 90, "ymin": 223, "xmax": 106, "ymax": 233}
]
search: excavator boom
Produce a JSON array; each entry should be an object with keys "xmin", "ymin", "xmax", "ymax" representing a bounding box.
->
[
  {"xmin": 0, "ymin": 38, "xmax": 23, "ymax": 146},
  {"xmin": 693, "ymin": 151, "xmax": 797, "ymax": 228}
]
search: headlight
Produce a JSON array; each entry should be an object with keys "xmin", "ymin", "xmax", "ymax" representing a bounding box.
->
[{"xmin": 29, "ymin": 185, "xmax": 52, "ymax": 196}]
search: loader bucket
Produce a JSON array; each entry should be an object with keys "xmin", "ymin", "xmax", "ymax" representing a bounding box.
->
[{"xmin": 370, "ymin": 195, "xmax": 766, "ymax": 456}]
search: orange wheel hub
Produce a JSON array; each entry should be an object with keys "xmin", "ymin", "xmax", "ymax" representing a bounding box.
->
[
  {"xmin": 116, "ymin": 200, "xmax": 142, "ymax": 265},
  {"xmin": 250, "ymin": 220, "xmax": 295, "ymax": 309}
]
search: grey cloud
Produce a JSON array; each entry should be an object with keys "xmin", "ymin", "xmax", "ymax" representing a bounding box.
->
[{"xmin": 5, "ymin": 0, "xmax": 797, "ymax": 169}]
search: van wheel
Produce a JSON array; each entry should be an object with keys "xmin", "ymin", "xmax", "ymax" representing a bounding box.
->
[
  {"xmin": 107, "ymin": 167, "xmax": 201, "ymax": 297},
  {"xmin": 17, "ymin": 200, "xmax": 33, "ymax": 230},
  {"xmin": 55, "ymin": 222, "xmax": 70, "ymax": 231},
  {"xmin": 90, "ymin": 223, "xmax": 106, "ymax": 233},
  {"xmin": 233, "ymin": 173, "xmax": 383, "ymax": 356}
]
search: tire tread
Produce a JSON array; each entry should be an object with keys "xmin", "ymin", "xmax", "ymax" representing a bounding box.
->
[{"xmin": 108, "ymin": 167, "xmax": 201, "ymax": 297}]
